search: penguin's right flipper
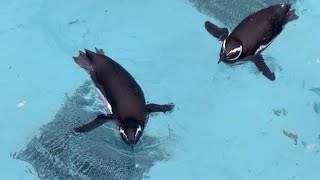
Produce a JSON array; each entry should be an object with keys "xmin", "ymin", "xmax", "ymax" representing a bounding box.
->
[
  {"xmin": 73, "ymin": 51, "xmax": 93, "ymax": 73},
  {"xmin": 204, "ymin": 21, "xmax": 229, "ymax": 41},
  {"xmin": 146, "ymin": 103, "xmax": 175, "ymax": 114},
  {"xmin": 74, "ymin": 114, "xmax": 115, "ymax": 133},
  {"xmin": 95, "ymin": 47, "xmax": 105, "ymax": 55},
  {"xmin": 251, "ymin": 55, "xmax": 276, "ymax": 81}
]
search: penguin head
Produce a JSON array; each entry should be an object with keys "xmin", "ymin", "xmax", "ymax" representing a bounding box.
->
[
  {"xmin": 119, "ymin": 119, "xmax": 144, "ymax": 148},
  {"xmin": 219, "ymin": 38, "xmax": 243, "ymax": 63}
]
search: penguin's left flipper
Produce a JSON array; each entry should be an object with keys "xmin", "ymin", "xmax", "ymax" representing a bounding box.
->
[
  {"xmin": 251, "ymin": 55, "xmax": 276, "ymax": 81},
  {"xmin": 204, "ymin": 21, "xmax": 229, "ymax": 41},
  {"xmin": 146, "ymin": 103, "xmax": 175, "ymax": 114},
  {"xmin": 74, "ymin": 114, "xmax": 115, "ymax": 133}
]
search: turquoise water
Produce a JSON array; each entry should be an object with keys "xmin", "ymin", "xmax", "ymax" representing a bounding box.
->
[{"xmin": 1, "ymin": 0, "xmax": 320, "ymax": 179}]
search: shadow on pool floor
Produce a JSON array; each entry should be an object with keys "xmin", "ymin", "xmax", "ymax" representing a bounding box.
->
[
  {"xmin": 14, "ymin": 81, "xmax": 175, "ymax": 180},
  {"xmin": 189, "ymin": 0, "xmax": 297, "ymax": 29}
]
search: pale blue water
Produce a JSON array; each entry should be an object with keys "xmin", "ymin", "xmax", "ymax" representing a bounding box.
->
[{"xmin": 1, "ymin": 0, "xmax": 320, "ymax": 179}]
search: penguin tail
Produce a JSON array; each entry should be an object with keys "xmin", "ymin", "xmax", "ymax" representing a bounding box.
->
[
  {"xmin": 284, "ymin": 9, "xmax": 299, "ymax": 25},
  {"xmin": 73, "ymin": 50, "xmax": 93, "ymax": 73}
]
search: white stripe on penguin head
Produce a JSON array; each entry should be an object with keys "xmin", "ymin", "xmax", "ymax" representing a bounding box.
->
[
  {"xmin": 135, "ymin": 125, "xmax": 141, "ymax": 137},
  {"xmin": 227, "ymin": 46, "xmax": 242, "ymax": 61},
  {"xmin": 227, "ymin": 46, "xmax": 242, "ymax": 55},
  {"xmin": 120, "ymin": 127, "xmax": 127, "ymax": 138}
]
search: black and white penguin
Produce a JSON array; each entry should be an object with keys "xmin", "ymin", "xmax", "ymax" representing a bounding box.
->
[
  {"xmin": 204, "ymin": 4, "xmax": 299, "ymax": 81},
  {"xmin": 72, "ymin": 48, "xmax": 175, "ymax": 149}
]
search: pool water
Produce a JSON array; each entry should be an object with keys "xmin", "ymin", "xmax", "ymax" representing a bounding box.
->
[{"xmin": 1, "ymin": 0, "xmax": 320, "ymax": 179}]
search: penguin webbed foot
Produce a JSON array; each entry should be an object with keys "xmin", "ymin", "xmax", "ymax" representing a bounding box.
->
[
  {"xmin": 284, "ymin": 9, "xmax": 299, "ymax": 25},
  {"xmin": 95, "ymin": 47, "xmax": 105, "ymax": 55},
  {"xmin": 73, "ymin": 51, "xmax": 93, "ymax": 72},
  {"xmin": 73, "ymin": 114, "xmax": 114, "ymax": 133},
  {"xmin": 250, "ymin": 55, "xmax": 276, "ymax": 81},
  {"xmin": 146, "ymin": 103, "xmax": 175, "ymax": 114},
  {"xmin": 204, "ymin": 21, "xmax": 229, "ymax": 41}
]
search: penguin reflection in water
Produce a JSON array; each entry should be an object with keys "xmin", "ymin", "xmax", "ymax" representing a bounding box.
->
[
  {"xmin": 72, "ymin": 48, "xmax": 175, "ymax": 150},
  {"xmin": 204, "ymin": 4, "xmax": 299, "ymax": 81}
]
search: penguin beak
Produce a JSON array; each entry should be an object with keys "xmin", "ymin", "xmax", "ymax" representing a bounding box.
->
[
  {"xmin": 128, "ymin": 138, "xmax": 136, "ymax": 151},
  {"xmin": 130, "ymin": 144, "xmax": 134, "ymax": 152},
  {"xmin": 219, "ymin": 53, "xmax": 227, "ymax": 64}
]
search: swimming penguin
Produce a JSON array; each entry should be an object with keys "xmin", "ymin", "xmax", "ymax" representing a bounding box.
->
[
  {"xmin": 204, "ymin": 4, "xmax": 299, "ymax": 81},
  {"xmin": 72, "ymin": 48, "xmax": 175, "ymax": 149}
]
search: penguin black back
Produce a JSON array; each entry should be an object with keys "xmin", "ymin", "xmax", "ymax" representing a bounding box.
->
[
  {"xmin": 73, "ymin": 48, "xmax": 175, "ymax": 149},
  {"xmin": 85, "ymin": 50, "xmax": 147, "ymax": 123},
  {"xmin": 229, "ymin": 4, "xmax": 292, "ymax": 57},
  {"xmin": 204, "ymin": 4, "xmax": 299, "ymax": 81}
]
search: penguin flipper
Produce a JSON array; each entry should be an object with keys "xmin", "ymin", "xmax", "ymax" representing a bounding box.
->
[
  {"xmin": 74, "ymin": 114, "xmax": 115, "ymax": 133},
  {"xmin": 204, "ymin": 21, "xmax": 229, "ymax": 41},
  {"xmin": 251, "ymin": 55, "xmax": 276, "ymax": 81},
  {"xmin": 146, "ymin": 103, "xmax": 175, "ymax": 114},
  {"xmin": 73, "ymin": 51, "xmax": 93, "ymax": 73}
]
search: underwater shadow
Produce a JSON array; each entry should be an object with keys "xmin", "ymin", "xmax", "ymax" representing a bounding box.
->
[
  {"xmin": 15, "ymin": 81, "xmax": 173, "ymax": 180},
  {"xmin": 189, "ymin": 0, "xmax": 297, "ymax": 29}
]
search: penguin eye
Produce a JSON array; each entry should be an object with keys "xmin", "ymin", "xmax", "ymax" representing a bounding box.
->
[
  {"xmin": 119, "ymin": 127, "xmax": 127, "ymax": 138},
  {"xmin": 135, "ymin": 125, "xmax": 141, "ymax": 137}
]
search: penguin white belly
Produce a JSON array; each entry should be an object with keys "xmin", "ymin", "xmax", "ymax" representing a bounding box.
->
[
  {"xmin": 95, "ymin": 88, "xmax": 113, "ymax": 113},
  {"xmin": 254, "ymin": 37, "xmax": 277, "ymax": 55}
]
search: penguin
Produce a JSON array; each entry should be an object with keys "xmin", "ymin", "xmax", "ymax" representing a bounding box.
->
[
  {"xmin": 204, "ymin": 4, "xmax": 299, "ymax": 81},
  {"xmin": 72, "ymin": 48, "xmax": 175, "ymax": 149}
]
